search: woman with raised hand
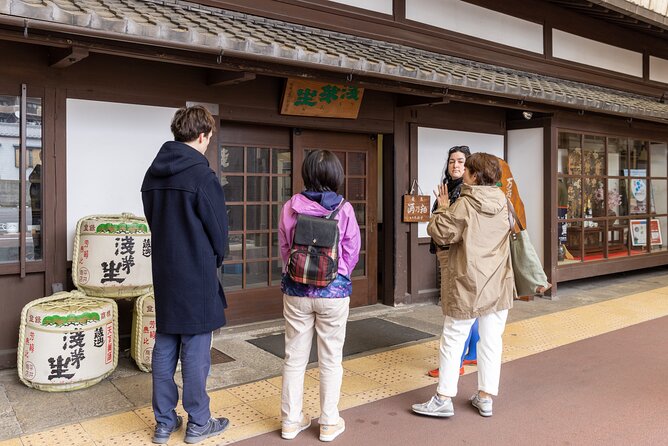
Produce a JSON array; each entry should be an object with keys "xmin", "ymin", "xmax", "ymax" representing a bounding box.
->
[
  {"xmin": 413, "ymin": 153, "xmax": 513, "ymax": 419},
  {"xmin": 427, "ymin": 146, "xmax": 479, "ymax": 379}
]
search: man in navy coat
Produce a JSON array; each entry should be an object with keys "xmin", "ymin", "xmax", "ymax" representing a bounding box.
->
[{"xmin": 142, "ymin": 105, "xmax": 229, "ymax": 444}]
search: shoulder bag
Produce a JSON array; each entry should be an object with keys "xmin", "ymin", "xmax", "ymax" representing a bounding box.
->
[{"xmin": 507, "ymin": 200, "xmax": 551, "ymax": 297}]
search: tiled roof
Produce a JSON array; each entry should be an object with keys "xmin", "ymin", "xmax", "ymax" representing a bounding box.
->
[
  {"xmin": 619, "ymin": 0, "xmax": 668, "ymax": 17},
  {"xmin": 1, "ymin": 0, "xmax": 667, "ymax": 122}
]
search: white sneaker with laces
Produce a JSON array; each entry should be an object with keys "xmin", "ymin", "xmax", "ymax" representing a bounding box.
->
[
  {"xmin": 411, "ymin": 395, "xmax": 455, "ymax": 417},
  {"xmin": 470, "ymin": 392, "xmax": 493, "ymax": 417}
]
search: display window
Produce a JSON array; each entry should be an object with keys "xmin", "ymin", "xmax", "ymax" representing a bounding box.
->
[{"xmin": 557, "ymin": 132, "xmax": 668, "ymax": 265}]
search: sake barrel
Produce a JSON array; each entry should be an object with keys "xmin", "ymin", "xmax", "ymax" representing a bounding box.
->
[
  {"xmin": 130, "ymin": 292, "xmax": 156, "ymax": 372},
  {"xmin": 18, "ymin": 291, "xmax": 118, "ymax": 392},
  {"xmin": 72, "ymin": 213, "xmax": 152, "ymax": 298}
]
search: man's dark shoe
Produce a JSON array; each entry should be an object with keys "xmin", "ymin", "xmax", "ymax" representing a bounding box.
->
[
  {"xmin": 153, "ymin": 415, "xmax": 183, "ymax": 444},
  {"xmin": 184, "ymin": 417, "xmax": 229, "ymax": 444}
]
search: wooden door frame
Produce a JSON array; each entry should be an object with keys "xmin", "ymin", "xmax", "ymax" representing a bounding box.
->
[{"xmin": 292, "ymin": 129, "xmax": 379, "ymax": 307}]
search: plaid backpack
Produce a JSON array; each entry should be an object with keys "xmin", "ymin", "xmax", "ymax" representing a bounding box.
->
[{"xmin": 287, "ymin": 200, "xmax": 347, "ymax": 287}]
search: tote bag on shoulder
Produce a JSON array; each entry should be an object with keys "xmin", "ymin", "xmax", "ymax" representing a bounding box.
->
[{"xmin": 507, "ymin": 200, "xmax": 551, "ymax": 297}]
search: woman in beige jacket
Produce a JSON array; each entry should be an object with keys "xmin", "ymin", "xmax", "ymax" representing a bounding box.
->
[{"xmin": 412, "ymin": 152, "xmax": 513, "ymax": 419}]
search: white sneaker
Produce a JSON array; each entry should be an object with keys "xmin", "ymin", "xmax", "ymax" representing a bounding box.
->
[
  {"xmin": 412, "ymin": 395, "xmax": 454, "ymax": 417},
  {"xmin": 470, "ymin": 392, "xmax": 493, "ymax": 417},
  {"xmin": 319, "ymin": 418, "xmax": 345, "ymax": 442},
  {"xmin": 281, "ymin": 414, "xmax": 311, "ymax": 440}
]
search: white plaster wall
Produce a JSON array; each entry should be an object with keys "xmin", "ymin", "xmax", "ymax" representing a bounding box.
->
[
  {"xmin": 553, "ymin": 29, "xmax": 643, "ymax": 77},
  {"xmin": 66, "ymin": 99, "xmax": 177, "ymax": 260},
  {"xmin": 406, "ymin": 0, "xmax": 543, "ymax": 54},
  {"xmin": 507, "ymin": 128, "xmax": 544, "ymax": 264},
  {"xmin": 650, "ymin": 56, "xmax": 668, "ymax": 84},
  {"xmin": 327, "ymin": 0, "xmax": 392, "ymax": 14},
  {"xmin": 417, "ymin": 127, "xmax": 504, "ymax": 238}
]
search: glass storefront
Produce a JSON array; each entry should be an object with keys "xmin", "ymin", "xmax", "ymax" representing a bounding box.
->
[
  {"xmin": 219, "ymin": 144, "xmax": 292, "ymax": 291},
  {"xmin": 557, "ymin": 131, "xmax": 668, "ymax": 265},
  {"xmin": 0, "ymin": 95, "xmax": 42, "ymax": 264}
]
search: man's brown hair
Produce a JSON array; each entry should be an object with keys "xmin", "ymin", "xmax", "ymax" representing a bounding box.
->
[
  {"xmin": 170, "ymin": 105, "xmax": 215, "ymax": 142},
  {"xmin": 465, "ymin": 152, "xmax": 501, "ymax": 186}
]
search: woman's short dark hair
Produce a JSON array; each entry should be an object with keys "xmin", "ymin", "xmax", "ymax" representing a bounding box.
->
[
  {"xmin": 465, "ymin": 153, "xmax": 501, "ymax": 186},
  {"xmin": 302, "ymin": 150, "xmax": 344, "ymax": 193},
  {"xmin": 171, "ymin": 105, "xmax": 215, "ymax": 142}
]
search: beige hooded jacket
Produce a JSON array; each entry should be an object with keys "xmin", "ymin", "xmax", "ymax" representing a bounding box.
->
[{"xmin": 428, "ymin": 184, "xmax": 514, "ymax": 319}]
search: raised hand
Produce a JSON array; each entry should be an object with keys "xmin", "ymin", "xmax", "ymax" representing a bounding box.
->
[{"xmin": 433, "ymin": 183, "xmax": 449, "ymax": 208}]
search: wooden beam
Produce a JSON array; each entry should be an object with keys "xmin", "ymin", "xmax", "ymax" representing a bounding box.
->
[
  {"xmin": 49, "ymin": 46, "xmax": 89, "ymax": 68},
  {"xmin": 206, "ymin": 70, "xmax": 256, "ymax": 86},
  {"xmin": 396, "ymin": 94, "xmax": 449, "ymax": 108}
]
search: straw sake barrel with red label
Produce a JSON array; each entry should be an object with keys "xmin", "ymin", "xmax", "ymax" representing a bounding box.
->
[
  {"xmin": 72, "ymin": 213, "xmax": 152, "ymax": 298},
  {"xmin": 130, "ymin": 292, "xmax": 156, "ymax": 372},
  {"xmin": 18, "ymin": 291, "xmax": 118, "ymax": 392}
]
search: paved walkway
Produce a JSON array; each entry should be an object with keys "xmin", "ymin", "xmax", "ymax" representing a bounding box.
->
[{"xmin": 1, "ymin": 265, "xmax": 667, "ymax": 445}]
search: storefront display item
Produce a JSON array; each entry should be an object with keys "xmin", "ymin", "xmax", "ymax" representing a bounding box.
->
[
  {"xmin": 130, "ymin": 292, "xmax": 156, "ymax": 372},
  {"xmin": 72, "ymin": 214, "xmax": 153, "ymax": 298},
  {"xmin": 17, "ymin": 291, "xmax": 118, "ymax": 391}
]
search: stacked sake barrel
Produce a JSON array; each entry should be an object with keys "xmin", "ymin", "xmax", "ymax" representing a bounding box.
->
[
  {"xmin": 72, "ymin": 214, "xmax": 153, "ymax": 298},
  {"xmin": 130, "ymin": 291, "xmax": 156, "ymax": 372},
  {"xmin": 18, "ymin": 214, "xmax": 154, "ymax": 390},
  {"xmin": 72, "ymin": 214, "xmax": 157, "ymax": 373},
  {"xmin": 18, "ymin": 291, "xmax": 118, "ymax": 391}
]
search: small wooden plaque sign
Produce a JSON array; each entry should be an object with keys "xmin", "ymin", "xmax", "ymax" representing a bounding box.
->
[
  {"xmin": 281, "ymin": 78, "xmax": 364, "ymax": 119},
  {"xmin": 402, "ymin": 194, "xmax": 431, "ymax": 222}
]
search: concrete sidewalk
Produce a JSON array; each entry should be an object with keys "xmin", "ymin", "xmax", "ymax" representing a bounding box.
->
[{"xmin": 1, "ymin": 265, "xmax": 667, "ymax": 442}]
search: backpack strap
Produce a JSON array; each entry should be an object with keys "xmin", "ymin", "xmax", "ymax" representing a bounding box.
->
[{"xmin": 326, "ymin": 199, "xmax": 347, "ymax": 220}]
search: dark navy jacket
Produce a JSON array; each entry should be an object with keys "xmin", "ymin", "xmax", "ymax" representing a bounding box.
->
[{"xmin": 141, "ymin": 141, "xmax": 228, "ymax": 334}]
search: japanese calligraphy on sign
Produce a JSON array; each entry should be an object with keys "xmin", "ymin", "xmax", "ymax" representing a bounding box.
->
[
  {"xmin": 402, "ymin": 194, "xmax": 431, "ymax": 222},
  {"xmin": 281, "ymin": 78, "xmax": 364, "ymax": 119}
]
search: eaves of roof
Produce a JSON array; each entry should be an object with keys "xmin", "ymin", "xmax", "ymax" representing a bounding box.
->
[
  {"xmin": 0, "ymin": 0, "xmax": 667, "ymax": 123},
  {"xmin": 593, "ymin": 0, "xmax": 668, "ymax": 28}
]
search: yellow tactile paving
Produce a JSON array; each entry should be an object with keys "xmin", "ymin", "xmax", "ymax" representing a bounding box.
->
[
  {"xmin": 218, "ymin": 404, "xmax": 266, "ymax": 429},
  {"xmin": 265, "ymin": 373, "xmax": 319, "ymax": 390},
  {"xmin": 246, "ymin": 394, "xmax": 282, "ymax": 418},
  {"xmin": 79, "ymin": 412, "xmax": 149, "ymax": 442},
  {"xmin": 5, "ymin": 287, "xmax": 668, "ymax": 446},
  {"xmin": 20, "ymin": 424, "xmax": 94, "ymax": 446},
  {"xmin": 227, "ymin": 380, "xmax": 281, "ymax": 403},
  {"xmin": 209, "ymin": 389, "xmax": 245, "ymax": 411}
]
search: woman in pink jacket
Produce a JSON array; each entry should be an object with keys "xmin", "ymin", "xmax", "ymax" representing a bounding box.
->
[{"xmin": 278, "ymin": 150, "xmax": 361, "ymax": 442}]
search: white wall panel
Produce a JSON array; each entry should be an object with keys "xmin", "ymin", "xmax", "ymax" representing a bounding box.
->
[
  {"xmin": 507, "ymin": 128, "xmax": 544, "ymax": 264},
  {"xmin": 66, "ymin": 99, "xmax": 177, "ymax": 260},
  {"xmin": 417, "ymin": 127, "xmax": 504, "ymax": 238},
  {"xmin": 327, "ymin": 0, "xmax": 392, "ymax": 14},
  {"xmin": 650, "ymin": 56, "xmax": 668, "ymax": 84},
  {"xmin": 553, "ymin": 29, "xmax": 643, "ymax": 77},
  {"xmin": 406, "ymin": 0, "xmax": 543, "ymax": 54}
]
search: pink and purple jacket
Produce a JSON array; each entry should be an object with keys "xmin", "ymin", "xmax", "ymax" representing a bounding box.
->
[{"xmin": 279, "ymin": 193, "xmax": 361, "ymax": 297}]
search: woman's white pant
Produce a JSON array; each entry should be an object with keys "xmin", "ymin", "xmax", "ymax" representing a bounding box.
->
[{"xmin": 436, "ymin": 309, "xmax": 508, "ymax": 397}]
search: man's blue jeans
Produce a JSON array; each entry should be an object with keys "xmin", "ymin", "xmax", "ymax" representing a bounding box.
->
[{"xmin": 152, "ymin": 332, "xmax": 212, "ymax": 427}]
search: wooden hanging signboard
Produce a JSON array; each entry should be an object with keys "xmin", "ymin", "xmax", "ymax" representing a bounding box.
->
[
  {"xmin": 280, "ymin": 78, "xmax": 364, "ymax": 119},
  {"xmin": 402, "ymin": 180, "xmax": 430, "ymax": 222}
]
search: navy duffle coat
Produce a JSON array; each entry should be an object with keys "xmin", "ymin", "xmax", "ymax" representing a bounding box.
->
[{"xmin": 141, "ymin": 141, "xmax": 228, "ymax": 334}]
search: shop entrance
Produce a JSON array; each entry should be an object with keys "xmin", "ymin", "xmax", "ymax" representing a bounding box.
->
[
  {"xmin": 293, "ymin": 130, "xmax": 378, "ymax": 308},
  {"xmin": 219, "ymin": 124, "xmax": 378, "ymax": 325}
]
